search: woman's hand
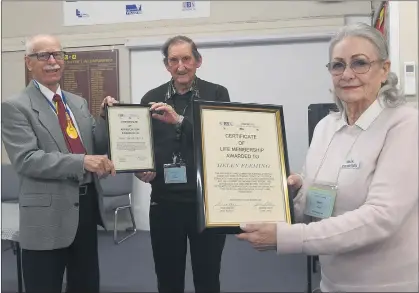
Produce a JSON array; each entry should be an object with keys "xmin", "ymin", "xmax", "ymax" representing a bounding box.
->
[
  {"xmin": 287, "ymin": 173, "xmax": 303, "ymax": 191},
  {"xmin": 236, "ymin": 223, "xmax": 277, "ymax": 251}
]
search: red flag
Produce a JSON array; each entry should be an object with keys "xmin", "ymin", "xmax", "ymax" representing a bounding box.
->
[{"xmin": 375, "ymin": 1, "xmax": 387, "ymax": 36}]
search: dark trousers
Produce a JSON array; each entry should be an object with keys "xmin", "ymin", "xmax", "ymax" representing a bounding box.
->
[
  {"xmin": 149, "ymin": 200, "xmax": 226, "ymax": 293},
  {"xmin": 21, "ymin": 186, "xmax": 100, "ymax": 293}
]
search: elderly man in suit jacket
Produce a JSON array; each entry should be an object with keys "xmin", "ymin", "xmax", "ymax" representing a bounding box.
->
[{"xmin": 1, "ymin": 34, "xmax": 117, "ymax": 293}]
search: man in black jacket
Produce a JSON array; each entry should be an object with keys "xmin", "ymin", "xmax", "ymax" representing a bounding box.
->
[{"xmin": 136, "ymin": 36, "xmax": 230, "ymax": 293}]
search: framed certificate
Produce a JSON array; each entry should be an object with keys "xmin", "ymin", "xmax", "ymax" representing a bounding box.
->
[
  {"xmin": 105, "ymin": 104, "xmax": 155, "ymax": 173},
  {"xmin": 193, "ymin": 100, "xmax": 294, "ymax": 234}
]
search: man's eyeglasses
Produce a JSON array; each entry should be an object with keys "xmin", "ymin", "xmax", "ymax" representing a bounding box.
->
[
  {"xmin": 27, "ymin": 51, "xmax": 66, "ymax": 61},
  {"xmin": 326, "ymin": 59, "xmax": 381, "ymax": 76}
]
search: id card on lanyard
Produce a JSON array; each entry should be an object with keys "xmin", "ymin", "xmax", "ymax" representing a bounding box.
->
[
  {"xmin": 304, "ymin": 130, "xmax": 362, "ymax": 219},
  {"xmin": 164, "ymin": 153, "xmax": 187, "ymax": 184},
  {"xmin": 304, "ymin": 182, "xmax": 337, "ymax": 218},
  {"xmin": 162, "ymin": 94, "xmax": 191, "ymax": 184}
]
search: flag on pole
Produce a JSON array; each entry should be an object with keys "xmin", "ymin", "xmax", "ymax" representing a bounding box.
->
[{"xmin": 374, "ymin": 1, "xmax": 387, "ymax": 37}]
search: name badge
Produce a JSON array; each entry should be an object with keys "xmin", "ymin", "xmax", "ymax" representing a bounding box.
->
[
  {"xmin": 164, "ymin": 163, "xmax": 187, "ymax": 184},
  {"xmin": 304, "ymin": 183, "xmax": 337, "ymax": 219},
  {"xmin": 341, "ymin": 159, "xmax": 360, "ymax": 169}
]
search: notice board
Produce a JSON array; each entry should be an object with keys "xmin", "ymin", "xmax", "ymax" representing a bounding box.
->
[{"xmin": 25, "ymin": 50, "xmax": 119, "ymax": 117}]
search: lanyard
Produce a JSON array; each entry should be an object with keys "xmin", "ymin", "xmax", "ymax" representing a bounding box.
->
[
  {"xmin": 171, "ymin": 96, "xmax": 192, "ymax": 117},
  {"xmin": 33, "ymin": 80, "xmax": 70, "ymax": 116},
  {"xmin": 312, "ymin": 127, "xmax": 363, "ymax": 184},
  {"xmin": 167, "ymin": 94, "xmax": 194, "ymax": 161}
]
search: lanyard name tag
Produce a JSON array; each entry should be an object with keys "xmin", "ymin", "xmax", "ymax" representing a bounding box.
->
[
  {"xmin": 164, "ymin": 163, "xmax": 187, "ymax": 184},
  {"xmin": 304, "ymin": 183, "xmax": 337, "ymax": 219}
]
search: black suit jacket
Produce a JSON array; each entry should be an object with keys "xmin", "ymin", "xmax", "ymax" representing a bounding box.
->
[{"xmin": 141, "ymin": 77, "xmax": 230, "ymax": 202}]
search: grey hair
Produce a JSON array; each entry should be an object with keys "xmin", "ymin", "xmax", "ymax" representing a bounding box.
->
[
  {"xmin": 24, "ymin": 34, "xmax": 62, "ymax": 55},
  {"xmin": 328, "ymin": 23, "xmax": 405, "ymax": 112},
  {"xmin": 161, "ymin": 35, "xmax": 202, "ymax": 65}
]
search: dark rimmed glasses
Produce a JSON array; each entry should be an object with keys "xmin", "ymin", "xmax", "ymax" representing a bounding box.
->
[{"xmin": 27, "ymin": 51, "xmax": 66, "ymax": 61}]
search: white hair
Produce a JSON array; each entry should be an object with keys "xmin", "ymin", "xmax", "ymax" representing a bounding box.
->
[
  {"xmin": 328, "ymin": 23, "xmax": 405, "ymax": 112},
  {"xmin": 24, "ymin": 34, "xmax": 62, "ymax": 55}
]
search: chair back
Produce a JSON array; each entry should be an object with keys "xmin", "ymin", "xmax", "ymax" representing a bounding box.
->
[
  {"xmin": 100, "ymin": 173, "xmax": 133, "ymax": 197},
  {"xmin": 1, "ymin": 164, "xmax": 20, "ymax": 202}
]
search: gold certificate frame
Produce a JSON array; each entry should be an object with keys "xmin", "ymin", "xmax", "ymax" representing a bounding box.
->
[
  {"xmin": 193, "ymin": 100, "xmax": 294, "ymax": 234},
  {"xmin": 105, "ymin": 104, "xmax": 155, "ymax": 173}
]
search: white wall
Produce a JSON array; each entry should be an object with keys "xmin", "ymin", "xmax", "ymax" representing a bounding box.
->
[
  {"xmin": 1, "ymin": 1, "xmax": 371, "ymax": 96},
  {"xmin": 388, "ymin": 1, "xmax": 418, "ymax": 108},
  {"xmin": 399, "ymin": 1, "xmax": 418, "ymax": 107}
]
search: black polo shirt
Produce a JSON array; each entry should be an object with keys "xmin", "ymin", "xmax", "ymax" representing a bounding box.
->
[{"xmin": 141, "ymin": 77, "xmax": 230, "ymax": 202}]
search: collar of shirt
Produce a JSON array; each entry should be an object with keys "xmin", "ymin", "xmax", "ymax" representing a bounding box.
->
[
  {"xmin": 335, "ymin": 96, "xmax": 385, "ymax": 131},
  {"xmin": 165, "ymin": 77, "xmax": 200, "ymax": 101},
  {"xmin": 34, "ymin": 80, "xmax": 63, "ymax": 105}
]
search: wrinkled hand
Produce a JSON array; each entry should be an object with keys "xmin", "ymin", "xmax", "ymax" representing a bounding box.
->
[
  {"xmin": 287, "ymin": 173, "xmax": 303, "ymax": 191},
  {"xmin": 100, "ymin": 96, "xmax": 119, "ymax": 117},
  {"xmin": 149, "ymin": 102, "xmax": 180, "ymax": 124},
  {"xmin": 135, "ymin": 171, "xmax": 156, "ymax": 183},
  {"xmin": 84, "ymin": 155, "xmax": 116, "ymax": 177},
  {"xmin": 236, "ymin": 223, "xmax": 277, "ymax": 251}
]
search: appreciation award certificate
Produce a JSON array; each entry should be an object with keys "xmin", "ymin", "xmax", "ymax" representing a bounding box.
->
[{"xmin": 106, "ymin": 104, "xmax": 155, "ymax": 173}]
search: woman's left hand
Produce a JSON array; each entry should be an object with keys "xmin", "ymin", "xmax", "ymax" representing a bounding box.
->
[{"xmin": 236, "ymin": 223, "xmax": 277, "ymax": 251}]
